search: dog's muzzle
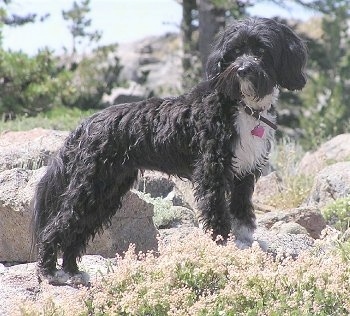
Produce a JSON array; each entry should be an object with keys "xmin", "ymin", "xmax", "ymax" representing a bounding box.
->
[{"xmin": 237, "ymin": 60, "xmax": 257, "ymax": 78}]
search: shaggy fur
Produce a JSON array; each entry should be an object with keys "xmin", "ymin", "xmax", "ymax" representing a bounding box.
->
[{"xmin": 33, "ymin": 17, "xmax": 307, "ymax": 284}]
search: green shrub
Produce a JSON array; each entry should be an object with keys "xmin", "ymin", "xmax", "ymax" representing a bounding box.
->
[
  {"xmin": 0, "ymin": 49, "xmax": 71, "ymax": 116},
  {"xmin": 138, "ymin": 193, "xmax": 178, "ymax": 228},
  {"xmin": 0, "ymin": 43, "xmax": 122, "ymax": 119},
  {"xmin": 322, "ymin": 197, "xmax": 350, "ymax": 232}
]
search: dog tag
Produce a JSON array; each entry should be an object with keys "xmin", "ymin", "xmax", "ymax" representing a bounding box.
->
[{"xmin": 251, "ymin": 125, "xmax": 265, "ymax": 138}]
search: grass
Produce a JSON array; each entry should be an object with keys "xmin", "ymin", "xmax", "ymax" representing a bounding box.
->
[
  {"xmin": 269, "ymin": 138, "xmax": 314, "ymax": 209},
  {"xmin": 0, "ymin": 106, "xmax": 96, "ymax": 132}
]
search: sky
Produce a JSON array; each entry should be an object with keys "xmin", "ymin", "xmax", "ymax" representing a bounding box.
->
[{"xmin": 2, "ymin": 0, "xmax": 320, "ymax": 56}]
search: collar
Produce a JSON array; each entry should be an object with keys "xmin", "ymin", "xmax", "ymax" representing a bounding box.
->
[{"xmin": 238, "ymin": 100, "xmax": 278, "ymax": 131}]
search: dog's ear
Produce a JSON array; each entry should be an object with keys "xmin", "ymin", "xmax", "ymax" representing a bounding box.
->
[
  {"xmin": 277, "ymin": 23, "xmax": 308, "ymax": 91},
  {"xmin": 206, "ymin": 49, "xmax": 223, "ymax": 80},
  {"xmin": 205, "ymin": 26, "xmax": 233, "ymax": 80}
]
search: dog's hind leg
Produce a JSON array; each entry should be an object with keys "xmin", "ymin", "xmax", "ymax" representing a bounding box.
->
[
  {"xmin": 229, "ymin": 173, "xmax": 257, "ymax": 248},
  {"xmin": 34, "ymin": 157, "xmax": 70, "ymax": 282},
  {"xmin": 60, "ymin": 168, "xmax": 139, "ymax": 284}
]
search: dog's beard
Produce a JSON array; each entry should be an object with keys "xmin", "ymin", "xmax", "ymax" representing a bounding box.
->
[{"xmin": 214, "ymin": 62, "xmax": 275, "ymax": 101}]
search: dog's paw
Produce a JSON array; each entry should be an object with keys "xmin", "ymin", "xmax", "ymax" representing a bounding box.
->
[
  {"xmin": 42, "ymin": 270, "xmax": 70, "ymax": 285},
  {"xmin": 38, "ymin": 269, "xmax": 90, "ymax": 286},
  {"xmin": 232, "ymin": 220, "xmax": 254, "ymax": 249},
  {"xmin": 67, "ymin": 271, "xmax": 90, "ymax": 287}
]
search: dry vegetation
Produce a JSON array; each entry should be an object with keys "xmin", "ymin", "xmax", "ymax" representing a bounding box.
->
[{"xmin": 21, "ymin": 230, "xmax": 350, "ymax": 316}]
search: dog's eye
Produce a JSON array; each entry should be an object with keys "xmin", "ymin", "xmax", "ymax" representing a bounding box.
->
[
  {"xmin": 234, "ymin": 48, "xmax": 242, "ymax": 55},
  {"xmin": 255, "ymin": 47, "xmax": 265, "ymax": 56}
]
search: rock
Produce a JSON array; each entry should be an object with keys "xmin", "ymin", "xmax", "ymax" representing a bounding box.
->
[
  {"xmin": 253, "ymin": 171, "xmax": 281, "ymax": 205},
  {"xmin": 298, "ymin": 133, "xmax": 350, "ymax": 175},
  {"xmin": 154, "ymin": 205, "xmax": 198, "ymax": 229},
  {"xmin": 0, "ymin": 128, "xmax": 68, "ymax": 171},
  {"xmin": 137, "ymin": 171, "xmax": 175, "ymax": 198},
  {"xmin": 270, "ymin": 221, "xmax": 309, "ymax": 235},
  {"xmin": 117, "ymin": 34, "xmax": 182, "ymax": 96},
  {"xmin": 103, "ymin": 81, "xmax": 149, "ymax": 105},
  {"xmin": 0, "ymin": 167, "xmax": 158, "ymax": 262},
  {"xmin": 86, "ymin": 190, "xmax": 158, "ymax": 258},
  {"xmin": 166, "ymin": 175, "xmax": 196, "ymax": 210},
  {"xmin": 164, "ymin": 189, "xmax": 192, "ymax": 209},
  {"xmin": 255, "ymin": 227, "xmax": 315, "ymax": 258},
  {"xmin": 0, "ymin": 255, "xmax": 112, "ymax": 316},
  {"xmin": 257, "ymin": 207, "xmax": 326, "ymax": 239},
  {"xmin": 138, "ymin": 170, "xmax": 196, "ymax": 210},
  {"xmin": 305, "ymin": 161, "xmax": 350, "ymax": 208},
  {"xmin": 0, "ymin": 168, "xmax": 44, "ymax": 262}
]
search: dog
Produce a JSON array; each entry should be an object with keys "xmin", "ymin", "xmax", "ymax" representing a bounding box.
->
[{"xmin": 33, "ymin": 17, "xmax": 307, "ymax": 284}]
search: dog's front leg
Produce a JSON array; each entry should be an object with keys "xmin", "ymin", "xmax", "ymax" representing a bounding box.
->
[
  {"xmin": 192, "ymin": 154, "xmax": 231, "ymax": 240},
  {"xmin": 229, "ymin": 172, "xmax": 257, "ymax": 248}
]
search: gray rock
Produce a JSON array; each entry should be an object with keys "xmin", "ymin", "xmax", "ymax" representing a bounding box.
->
[
  {"xmin": 0, "ymin": 167, "xmax": 158, "ymax": 262},
  {"xmin": 270, "ymin": 221, "xmax": 309, "ymax": 235},
  {"xmin": 165, "ymin": 189, "xmax": 193, "ymax": 209},
  {"xmin": 103, "ymin": 81, "xmax": 148, "ymax": 105},
  {"xmin": 253, "ymin": 171, "xmax": 281, "ymax": 205},
  {"xmin": 117, "ymin": 34, "xmax": 182, "ymax": 97},
  {"xmin": 0, "ymin": 128, "xmax": 68, "ymax": 171},
  {"xmin": 305, "ymin": 161, "xmax": 350, "ymax": 208},
  {"xmin": 257, "ymin": 207, "xmax": 326, "ymax": 239},
  {"xmin": 0, "ymin": 255, "xmax": 113, "ymax": 316},
  {"xmin": 0, "ymin": 168, "xmax": 44, "ymax": 262},
  {"xmin": 255, "ymin": 227, "xmax": 315, "ymax": 258},
  {"xmin": 137, "ymin": 171, "xmax": 175, "ymax": 198},
  {"xmin": 298, "ymin": 133, "xmax": 350, "ymax": 175}
]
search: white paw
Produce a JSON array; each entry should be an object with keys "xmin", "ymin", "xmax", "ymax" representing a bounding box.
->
[
  {"xmin": 46, "ymin": 270, "xmax": 70, "ymax": 285},
  {"xmin": 232, "ymin": 219, "xmax": 254, "ymax": 249},
  {"xmin": 67, "ymin": 271, "xmax": 90, "ymax": 286},
  {"xmin": 44, "ymin": 270, "xmax": 90, "ymax": 286}
]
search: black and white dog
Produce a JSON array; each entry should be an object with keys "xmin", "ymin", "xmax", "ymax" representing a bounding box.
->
[{"xmin": 33, "ymin": 17, "xmax": 307, "ymax": 284}]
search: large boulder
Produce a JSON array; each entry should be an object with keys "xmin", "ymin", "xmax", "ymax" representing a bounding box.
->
[
  {"xmin": 0, "ymin": 128, "xmax": 68, "ymax": 171},
  {"xmin": 298, "ymin": 134, "xmax": 350, "ymax": 175},
  {"xmin": 305, "ymin": 161, "xmax": 350, "ymax": 208},
  {"xmin": 117, "ymin": 34, "xmax": 182, "ymax": 96},
  {"xmin": 0, "ymin": 128, "xmax": 159, "ymax": 263},
  {"xmin": 257, "ymin": 207, "xmax": 326, "ymax": 239},
  {"xmin": 0, "ymin": 167, "xmax": 158, "ymax": 262}
]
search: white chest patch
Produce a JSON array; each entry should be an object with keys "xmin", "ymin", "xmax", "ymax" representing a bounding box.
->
[{"xmin": 232, "ymin": 107, "xmax": 276, "ymax": 176}]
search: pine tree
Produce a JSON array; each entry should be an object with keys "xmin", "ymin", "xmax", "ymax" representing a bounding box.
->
[{"xmin": 62, "ymin": 0, "xmax": 102, "ymax": 56}]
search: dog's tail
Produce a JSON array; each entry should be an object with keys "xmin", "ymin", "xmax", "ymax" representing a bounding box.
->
[{"xmin": 32, "ymin": 153, "xmax": 67, "ymax": 250}]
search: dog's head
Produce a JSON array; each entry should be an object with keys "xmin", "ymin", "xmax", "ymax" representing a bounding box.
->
[{"xmin": 206, "ymin": 18, "xmax": 307, "ymax": 102}]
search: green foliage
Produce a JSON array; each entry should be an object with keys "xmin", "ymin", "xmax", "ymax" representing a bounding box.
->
[
  {"xmin": 0, "ymin": 49, "xmax": 72, "ymax": 116},
  {"xmin": 61, "ymin": 45, "xmax": 122, "ymax": 110},
  {"xmin": 139, "ymin": 193, "xmax": 178, "ymax": 228},
  {"xmin": 299, "ymin": 0, "xmax": 350, "ymax": 149},
  {"xmin": 0, "ymin": 43, "xmax": 121, "ymax": 118},
  {"xmin": 62, "ymin": 0, "xmax": 102, "ymax": 54},
  {"xmin": 322, "ymin": 197, "xmax": 350, "ymax": 232},
  {"xmin": 0, "ymin": 0, "xmax": 121, "ymax": 121}
]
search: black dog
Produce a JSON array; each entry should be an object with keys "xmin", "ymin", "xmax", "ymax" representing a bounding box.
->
[{"xmin": 33, "ymin": 17, "xmax": 307, "ymax": 284}]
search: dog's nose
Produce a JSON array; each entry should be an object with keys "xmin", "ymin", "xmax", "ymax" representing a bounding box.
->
[{"xmin": 237, "ymin": 64, "xmax": 252, "ymax": 77}]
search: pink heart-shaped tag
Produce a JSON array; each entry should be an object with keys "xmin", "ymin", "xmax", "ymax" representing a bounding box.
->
[{"xmin": 251, "ymin": 125, "xmax": 265, "ymax": 138}]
